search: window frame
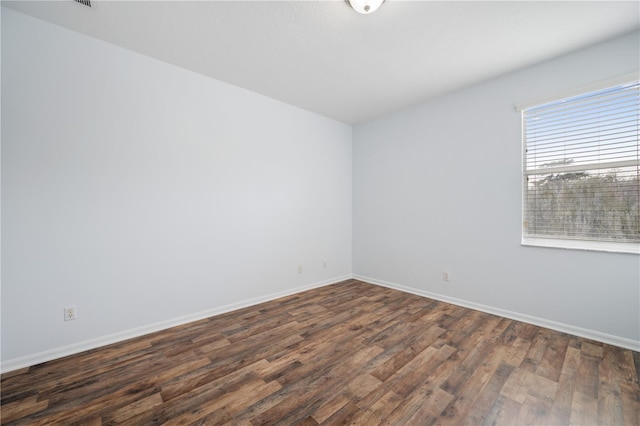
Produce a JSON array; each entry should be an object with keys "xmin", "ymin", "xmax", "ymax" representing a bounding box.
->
[{"xmin": 518, "ymin": 73, "xmax": 640, "ymax": 255}]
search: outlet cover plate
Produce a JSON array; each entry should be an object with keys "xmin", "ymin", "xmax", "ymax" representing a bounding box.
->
[{"xmin": 64, "ymin": 306, "xmax": 77, "ymax": 321}]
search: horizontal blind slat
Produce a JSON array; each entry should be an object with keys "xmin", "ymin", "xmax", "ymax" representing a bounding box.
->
[
  {"xmin": 526, "ymin": 122, "xmax": 638, "ymax": 143},
  {"xmin": 525, "ymin": 108, "xmax": 638, "ymax": 134}
]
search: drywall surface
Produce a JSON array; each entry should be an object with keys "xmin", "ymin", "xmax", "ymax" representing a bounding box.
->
[
  {"xmin": 353, "ymin": 30, "xmax": 640, "ymax": 344},
  {"xmin": 1, "ymin": 8, "xmax": 352, "ymax": 364}
]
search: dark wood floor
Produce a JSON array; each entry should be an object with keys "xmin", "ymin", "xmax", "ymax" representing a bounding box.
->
[{"xmin": 1, "ymin": 280, "xmax": 639, "ymax": 425}]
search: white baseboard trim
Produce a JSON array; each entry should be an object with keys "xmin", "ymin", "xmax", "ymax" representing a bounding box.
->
[
  {"xmin": 0, "ymin": 275, "xmax": 352, "ymax": 374},
  {"xmin": 353, "ymin": 274, "xmax": 640, "ymax": 352}
]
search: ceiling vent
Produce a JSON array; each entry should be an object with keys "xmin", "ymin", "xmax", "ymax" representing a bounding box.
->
[{"xmin": 74, "ymin": 0, "xmax": 92, "ymax": 7}]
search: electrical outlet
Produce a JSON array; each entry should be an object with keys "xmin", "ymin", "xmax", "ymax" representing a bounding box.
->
[
  {"xmin": 297, "ymin": 264, "xmax": 303, "ymax": 274},
  {"xmin": 442, "ymin": 271, "xmax": 450, "ymax": 282},
  {"xmin": 64, "ymin": 305, "xmax": 77, "ymax": 321}
]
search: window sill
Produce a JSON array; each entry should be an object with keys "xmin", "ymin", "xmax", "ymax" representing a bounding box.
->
[{"xmin": 522, "ymin": 237, "xmax": 640, "ymax": 254}]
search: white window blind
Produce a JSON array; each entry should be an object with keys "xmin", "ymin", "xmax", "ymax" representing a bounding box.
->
[{"xmin": 522, "ymin": 80, "xmax": 639, "ymax": 253}]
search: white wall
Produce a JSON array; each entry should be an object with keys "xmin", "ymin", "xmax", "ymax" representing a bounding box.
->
[
  {"xmin": 353, "ymin": 31, "xmax": 640, "ymax": 347},
  {"xmin": 1, "ymin": 8, "xmax": 352, "ymax": 366}
]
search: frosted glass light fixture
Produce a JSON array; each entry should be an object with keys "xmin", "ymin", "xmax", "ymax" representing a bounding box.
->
[{"xmin": 347, "ymin": 0, "xmax": 385, "ymax": 14}]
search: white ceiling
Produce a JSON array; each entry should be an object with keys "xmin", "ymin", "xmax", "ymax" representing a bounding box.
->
[{"xmin": 4, "ymin": 0, "xmax": 639, "ymax": 124}]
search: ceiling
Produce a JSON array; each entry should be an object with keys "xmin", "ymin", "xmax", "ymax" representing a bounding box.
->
[{"xmin": 3, "ymin": 0, "xmax": 639, "ymax": 124}]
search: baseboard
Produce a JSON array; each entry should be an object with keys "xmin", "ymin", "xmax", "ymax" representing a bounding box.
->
[
  {"xmin": 4, "ymin": 273, "xmax": 636, "ymax": 373},
  {"xmin": 0, "ymin": 275, "xmax": 352, "ymax": 374},
  {"xmin": 353, "ymin": 274, "xmax": 640, "ymax": 352}
]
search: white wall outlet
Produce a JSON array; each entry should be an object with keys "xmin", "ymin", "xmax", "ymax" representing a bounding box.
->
[
  {"xmin": 442, "ymin": 271, "xmax": 450, "ymax": 282},
  {"xmin": 297, "ymin": 264, "xmax": 303, "ymax": 274},
  {"xmin": 323, "ymin": 260, "xmax": 327, "ymax": 269},
  {"xmin": 64, "ymin": 305, "xmax": 77, "ymax": 321}
]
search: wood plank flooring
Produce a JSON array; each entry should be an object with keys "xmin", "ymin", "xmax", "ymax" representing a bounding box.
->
[{"xmin": 2, "ymin": 279, "xmax": 639, "ymax": 425}]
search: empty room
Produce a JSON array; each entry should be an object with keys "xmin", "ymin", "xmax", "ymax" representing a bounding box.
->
[{"xmin": 1, "ymin": 0, "xmax": 639, "ymax": 424}]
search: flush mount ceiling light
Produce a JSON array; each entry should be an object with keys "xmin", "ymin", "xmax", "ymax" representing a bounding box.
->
[{"xmin": 347, "ymin": 0, "xmax": 385, "ymax": 15}]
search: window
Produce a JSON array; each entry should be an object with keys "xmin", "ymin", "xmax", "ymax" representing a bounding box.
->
[{"xmin": 521, "ymin": 78, "xmax": 639, "ymax": 254}]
